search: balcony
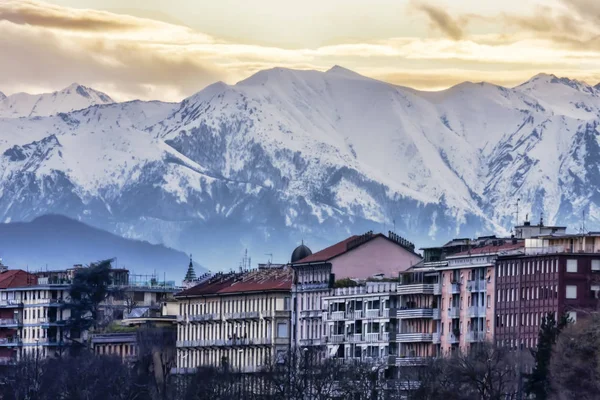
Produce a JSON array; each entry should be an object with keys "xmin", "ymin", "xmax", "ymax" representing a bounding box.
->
[
  {"xmin": 346, "ymin": 310, "xmax": 363, "ymax": 319},
  {"xmin": 449, "ymin": 333, "xmax": 460, "ymax": 344},
  {"xmin": 433, "ymin": 283, "xmax": 442, "ymax": 295},
  {"xmin": 345, "ymin": 333, "xmax": 360, "ymax": 343},
  {"xmin": 466, "ymin": 280, "xmax": 486, "ymax": 292},
  {"xmin": 396, "ymin": 333, "xmax": 433, "ymax": 343},
  {"xmin": 364, "ymin": 309, "xmax": 382, "ymax": 319},
  {"xmin": 0, "ymin": 356, "xmax": 16, "ymax": 365},
  {"xmin": 299, "ymin": 338, "xmax": 322, "ymax": 346},
  {"xmin": 432, "ymin": 333, "xmax": 441, "ymax": 343},
  {"xmin": 176, "ymin": 338, "xmax": 279, "ymax": 348},
  {"xmin": 449, "ymin": 308, "xmax": 460, "ymax": 318},
  {"xmin": 451, "ymin": 282, "xmax": 461, "ymax": 294},
  {"xmin": 468, "ymin": 306, "xmax": 486, "ymax": 318},
  {"xmin": 41, "ymin": 318, "xmax": 67, "ymax": 328},
  {"xmin": 0, "ymin": 318, "xmax": 21, "ymax": 328},
  {"xmin": 0, "ymin": 338, "xmax": 22, "ymax": 347},
  {"xmin": 364, "ymin": 332, "xmax": 381, "ymax": 342},
  {"xmin": 467, "ymin": 331, "xmax": 486, "ymax": 342},
  {"xmin": 0, "ymin": 300, "xmax": 23, "ymax": 308},
  {"xmin": 397, "ymin": 283, "xmax": 435, "ymax": 295},
  {"xmin": 432, "ymin": 309, "xmax": 441, "ymax": 320},
  {"xmin": 223, "ymin": 311, "xmax": 260, "ymax": 320},
  {"xmin": 395, "ymin": 356, "xmax": 427, "ymax": 366},
  {"xmin": 396, "ymin": 308, "xmax": 434, "ymax": 319},
  {"xmin": 327, "ymin": 311, "xmax": 345, "ymax": 321},
  {"xmin": 299, "ymin": 310, "xmax": 322, "ymax": 319},
  {"xmin": 329, "ymin": 334, "xmax": 345, "ymax": 344}
]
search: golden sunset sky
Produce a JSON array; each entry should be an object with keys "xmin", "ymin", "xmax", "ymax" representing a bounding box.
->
[{"xmin": 1, "ymin": 0, "xmax": 599, "ymax": 101}]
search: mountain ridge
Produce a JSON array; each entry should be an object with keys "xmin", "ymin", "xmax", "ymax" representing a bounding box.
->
[{"xmin": 1, "ymin": 67, "xmax": 600, "ymax": 269}]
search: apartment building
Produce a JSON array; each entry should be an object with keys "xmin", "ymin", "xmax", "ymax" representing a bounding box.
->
[
  {"xmin": 290, "ymin": 232, "xmax": 421, "ymax": 352},
  {"xmin": 436, "ymin": 241, "xmax": 523, "ymax": 353},
  {"xmin": 0, "ymin": 272, "xmax": 71, "ymax": 362},
  {"xmin": 174, "ymin": 266, "xmax": 292, "ymax": 373},
  {"xmin": 495, "ymin": 232, "xmax": 600, "ymax": 349}
]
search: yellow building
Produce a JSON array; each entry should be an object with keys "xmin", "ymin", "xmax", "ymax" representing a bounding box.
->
[{"xmin": 174, "ymin": 266, "xmax": 292, "ymax": 373}]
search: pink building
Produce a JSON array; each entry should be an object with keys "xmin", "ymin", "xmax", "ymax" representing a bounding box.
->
[
  {"xmin": 290, "ymin": 231, "xmax": 422, "ymax": 350},
  {"xmin": 295, "ymin": 231, "xmax": 422, "ymax": 280},
  {"xmin": 437, "ymin": 242, "xmax": 523, "ymax": 353}
]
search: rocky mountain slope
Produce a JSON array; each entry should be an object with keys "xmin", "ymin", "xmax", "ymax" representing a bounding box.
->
[{"xmin": 0, "ymin": 69, "xmax": 599, "ymax": 270}]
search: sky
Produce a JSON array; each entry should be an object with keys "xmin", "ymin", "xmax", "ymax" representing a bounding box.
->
[{"xmin": 1, "ymin": 0, "xmax": 600, "ymax": 101}]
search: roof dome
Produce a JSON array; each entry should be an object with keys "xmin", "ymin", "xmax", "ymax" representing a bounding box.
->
[{"xmin": 291, "ymin": 243, "xmax": 312, "ymax": 263}]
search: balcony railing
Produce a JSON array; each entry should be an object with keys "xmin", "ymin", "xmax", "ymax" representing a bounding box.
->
[
  {"xmin": 299, "ymin": 310, "xmax": 322, "ymax": 318},
  {"xmin": 223, "ymin": 311, "xmax": 260, "ymax": 320},
  {"xmin": 466, "ymin": 280, "xmax": 487, "ymax": 292},
  {"xmin": 396, "ymin": 308, "xmax": 434, "ymax": 319},
  {"xmin": 396, "ymin": 333, "xmax": 433, "ymax": 343},
  {"xmin": 396, "ymin": 283, "xmax": 435, "ymax": 295},
  {"xmin": 347, "ymin": 310, "xmax": 363, "ymax": 319},
  {"xmin": 433, "ymin": 283, "xmax": 442, "ymax": 295},
  {"xmin": 467, "ymin": 331, "xmax": 486, "ymax": 342},
  {"xmin": 329, "ymin": 334, "xmax": 345, "ymax": 344},
  {"xmin": 0, "ymin": 338, "xmax": 22, "ymax": 346},
  {"xmin": 432, "ymin": 333, "xmax": 441, "ymax": 343},
  {"xmin": 365, "ymin": 332, "xmax": 381, "ymax": 342},
  {"xmin": 365, "ymin": 309, "xmax": 381, "ymax": 318},
  {"xmin": 449, "ymin": 333, "xmax": 460, "ymax": 344},
  {"xmin": 468, "ymin": 306, "xmax": 486, "ymax": 318},
  {"xmin": 449, "ymin": 308, "xmax": 460, "ymax": 318},
  {"xmin": 0, "ymin": 318, "xmax": 21, "ymax": 327},
  {"xmin": 451, "ymin": 283, "xmax": 461, "ymax": 294},
  {"xmin": 395, "ymin": 356, "xmax": 427, "ymax": 366},
  {"xmin": 329, "ymin": 311, "xmax": 345, "ymax": 321},
  {"xmin": 432, "ymin": 309, "xmax": 441, "ymax": 320},
  {"xmin": 0, "ymin": 300, "xmax": 23, "ymax": 307},
  {"xmin": 298, "ymin": 338, "xmax": 322, "ymax": 346},
  {"xmin": 176, "ymin": 337, "xmax": 282, "ymax": 347}
]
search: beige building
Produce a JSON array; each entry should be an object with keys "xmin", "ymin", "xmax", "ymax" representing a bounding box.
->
[{"xmin": 175, "ymin": 266, "xmax": 292, "ymax": 373}]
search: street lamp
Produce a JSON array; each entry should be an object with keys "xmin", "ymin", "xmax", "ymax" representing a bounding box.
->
[{"xmin": 303, "ymin": 348, "xmax": 309, "ymax": 399}]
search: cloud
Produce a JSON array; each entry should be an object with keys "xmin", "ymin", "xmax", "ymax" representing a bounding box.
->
[
  {"xmin": 411, "ymin": 2, "xmax": 465, "ymax": 40},
  {"xmin": 1, "ymin": 0, "xmax": 600, "ymax": 100},
  {"xmin": 0, "ymin": 0, "xmax": 150, "ymax": 31}
]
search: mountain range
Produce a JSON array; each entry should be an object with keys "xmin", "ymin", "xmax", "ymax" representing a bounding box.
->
[
  {"xmin": 0, "ymin": 215, "xmax": 203, "ymax": 277},
  {"xmin": 1, "ymin": 66, "xmax": 599, "ymax": 274}
]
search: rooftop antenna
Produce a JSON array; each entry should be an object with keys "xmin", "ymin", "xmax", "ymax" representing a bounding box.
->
[
  {"xmin": 516, "ymin": 198, "xmax": 521, "ymax": 227},
  {"xmin": 393, "ymin": 218, "xmax": 396, "ymax": 233},
  {"xmin": 582, "ymin": 210, "xmax": 586, "ymax": 234},
  {"xmin": 540, "ymin": 211, "xmax": 544, "ymax": 227}
]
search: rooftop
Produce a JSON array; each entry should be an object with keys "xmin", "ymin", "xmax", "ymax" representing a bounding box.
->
[
  {"xmin": 0, "ymin": 270, "xmax": 37, "ymax": 289},
  {"xmin": 449, "ymin": 242, "xmax": 524, "ymax": 258},
  {"xmin": 176, "ymin": 267, "xmax": 292, "ymax": 298},
  {"xmin": 293, "ymin": 231, "xmax": 419, "ymax": 264}
]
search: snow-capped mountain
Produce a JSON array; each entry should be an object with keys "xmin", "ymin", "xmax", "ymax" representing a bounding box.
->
[
  {"xmin": 1, "ymin": 68, "xmax": 600, "ymax": 270},
  {"xmin": 0, "ymin": 83, "xmax": 113, "ymax": 118}
]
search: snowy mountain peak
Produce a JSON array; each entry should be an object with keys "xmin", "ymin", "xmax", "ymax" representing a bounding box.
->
[
  {"xmin": 518, "ymin": 73, "xmax": 595, "ymax": 94},
  {"xmin": 0, "ymin": 83, "xmax": 114, "ymax": 118},
  {"xmin": 326, "ymin": 65, "xmax": 368, "ymax": 80},
  {"xmin": 0, "ymin": 91, "xmax": 5, "ymax": 101}
]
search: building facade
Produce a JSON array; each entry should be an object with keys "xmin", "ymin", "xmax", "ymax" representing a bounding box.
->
[
  {"xmin": 290, "ymin": 231, "xmax": 421, "ymax": 353},
  {"xmin": 495, "ymin": 233, "xmax": 600, "ymax": 348},
  {"xmin": 174, "ymin": 267, "xmax": 292, "ymax": 373}
]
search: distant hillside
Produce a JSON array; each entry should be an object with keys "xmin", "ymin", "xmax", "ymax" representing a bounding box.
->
[{"xmin": 0, "ymin": 215, "xmax": 204, "ymax": 280}]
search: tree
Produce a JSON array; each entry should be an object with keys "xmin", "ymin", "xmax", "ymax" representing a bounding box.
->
[
  {"xmin": 136, "ymin": 325, "xmax": 177, "ymax": 400},
  {"xmin": 525, "ymin": 312, "xmax": 569, "ymax": 399},
  {"xmin": 549, "ymin": 312, "xmax": 600, "ymax": 400},
  {"xmin": 66, "ymin": 259, "xmax": 114, "ymax": 348}
]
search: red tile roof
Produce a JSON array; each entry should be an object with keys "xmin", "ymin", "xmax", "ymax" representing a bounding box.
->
[
  {"xmin": 451, "ymin": 242, "xmax": 524, "ymax": 257},
  {"xmin": 293, "ymin": 232, "xmax": 420, "ymax": 264},
  {"xmin": 294, "ymin": 235, "xmax": 360, "ymax": 264},
  {"xmin": 0, "ymin": 270, "xmax": 37, "ymax": 289},
  {"xmin": 176, "ymin": 267, "xmax": 292, "ymax": 298}
]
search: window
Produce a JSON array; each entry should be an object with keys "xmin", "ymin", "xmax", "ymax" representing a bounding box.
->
[
  {"xmin": 592, "ymin": 260, "xmax": 600, "ymax": 272},
  {"xmin": 567, "ymin": 259, "xmax": 578, "ymax": 273},
  {"xmin": 277, "ymin": 322, "xmax": 288, "ymax": 338},
  {"xmin": 487, "ymin": 295, "xmax": 491, "ymax": 308},
  {"xmin": 567, "ymin": 311, "xmax": 577, "ymax": 323},
  {"xmin": 284, "ymin": 297, "xmax": 291, "ymax": 311},
  {"xmin": 566, "ymin": 285, "xmax": 577, "ymax": 299}
]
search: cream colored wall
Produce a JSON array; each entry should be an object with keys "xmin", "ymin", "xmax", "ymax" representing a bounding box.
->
[{"xmin": 177, "ymin": 291, "xmax": 291, "ymax": 372}]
